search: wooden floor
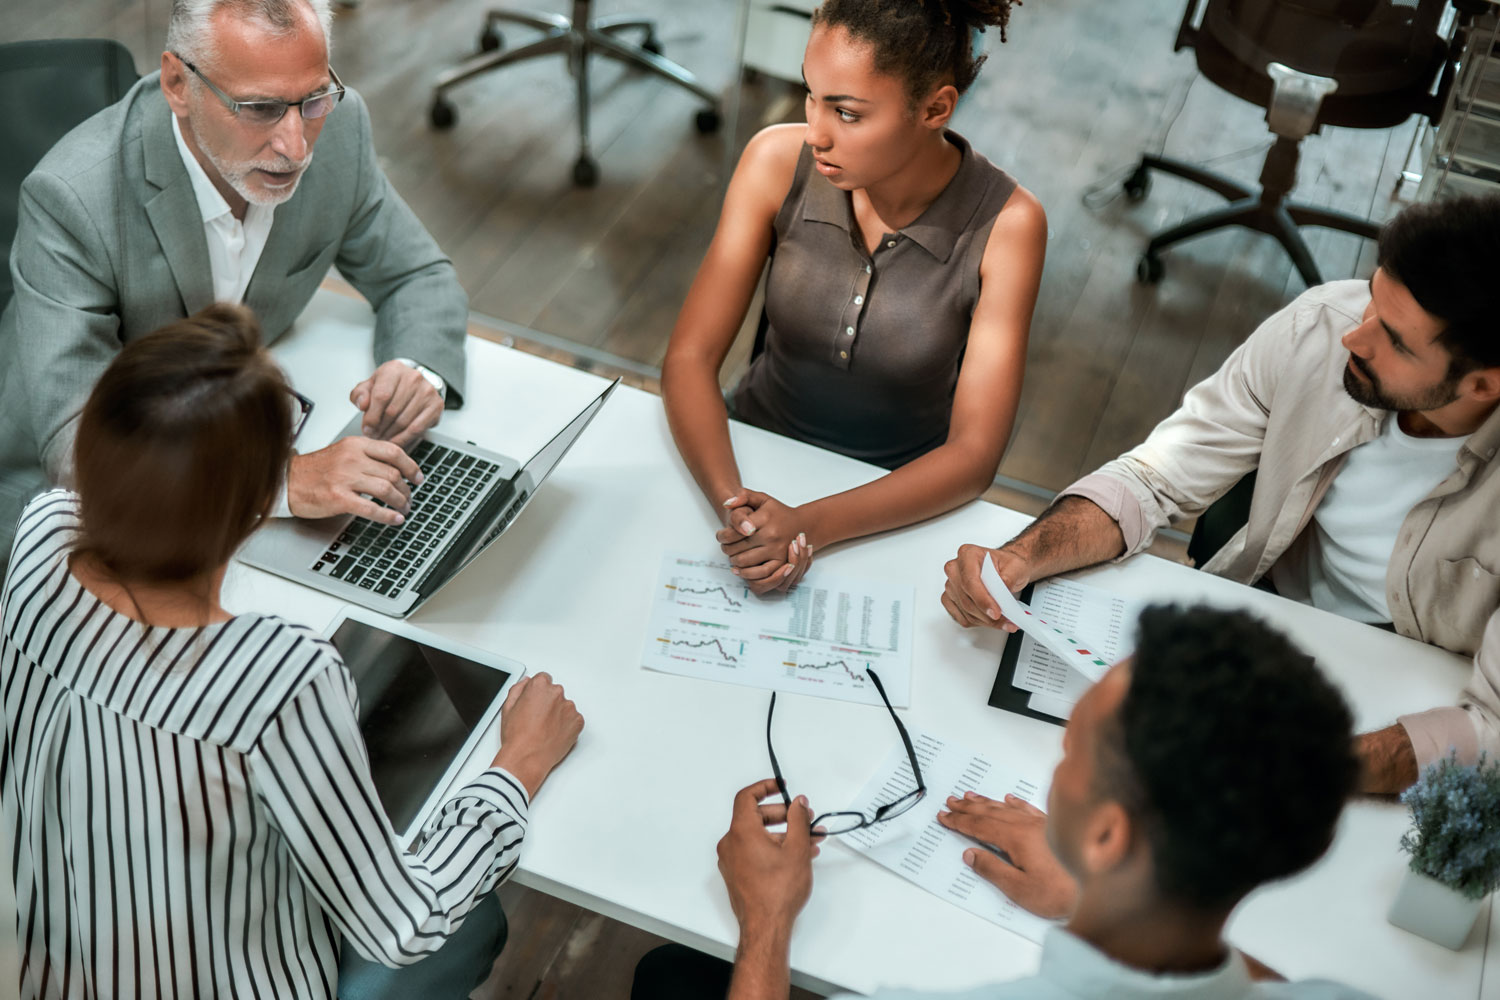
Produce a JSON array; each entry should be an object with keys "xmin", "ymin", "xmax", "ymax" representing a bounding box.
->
[{"xmin": 6, "ymin": 0, "xmax": 1413, "ymax": 994}]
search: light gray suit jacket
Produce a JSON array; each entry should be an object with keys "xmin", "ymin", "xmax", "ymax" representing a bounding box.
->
[{"xmin": 0, "ymin": 72, "xmax": 468, "ymax": 559}]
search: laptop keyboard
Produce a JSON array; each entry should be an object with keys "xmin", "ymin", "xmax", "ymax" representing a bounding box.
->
[{"xmin": 310, "ymin": 441, "xmax": 502, "ymax": 597}]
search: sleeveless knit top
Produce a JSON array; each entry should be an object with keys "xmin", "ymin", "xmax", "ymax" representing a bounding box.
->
[{"xmin": 731, "ymin": 131, "xmax": 1017, "ymax": 469}]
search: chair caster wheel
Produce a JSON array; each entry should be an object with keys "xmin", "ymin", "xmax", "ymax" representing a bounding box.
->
[
  {"xmin": 1137, "ymin": 253, "xmax": 1165, "ymax": 284},
  {"xmin": 479, "ymin": 26, "xmax": 503, "ymax": 52},
  {"xmin": 1123, "ymin": 165, "xmax": 1151, "ymax": 202},
  {"xmin": 573, "ymin": 156, "xmax": 600, "ymax": 187},
  {"xmin": 694, "ymin": 108, "xmax": 722, "ymax": 134},
  {"xmin": 429, "ymin": 97, "xmax": 457, "ymax": 130},
  {"xmin": 642, "ymin": 34, "xmax": 663, "ymax": 55}
]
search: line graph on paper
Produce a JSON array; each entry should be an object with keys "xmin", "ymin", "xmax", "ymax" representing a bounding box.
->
[
  {"xmin": 642, "ymin": 551, "xmax": 915, "ymax": 707},
  {"xmin": 665, "ymin": 574, "xmax": 749, "ymax": 613},
  {"xmin": 653, "ymin": 627, "xmax": 746, "ymax": 669},
  {"xmin": 782, "ymin": 649, "xmax": 877, "ymax": 694}
]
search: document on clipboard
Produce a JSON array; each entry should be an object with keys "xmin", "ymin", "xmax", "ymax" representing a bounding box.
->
[{"xmin": 981, "ymin": 563, "xmax": 1144, "ymax": 724}]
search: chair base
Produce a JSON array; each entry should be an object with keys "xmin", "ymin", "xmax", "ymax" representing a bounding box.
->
[
  {"xmin": 429, "ymin": 3, "xmax": 721, "ymax": 187},
  {"xmin": 1126, "ymin": 149, "xmax": 1380, "ymax": 287}
]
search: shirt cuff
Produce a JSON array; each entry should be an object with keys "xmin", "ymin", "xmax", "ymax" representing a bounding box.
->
[
  {"xmin": 1056, "ymin": 473, "xmax": 1148, "ymax": 558},
  {"xmin": 272, "ymin": 475, "xmax": 293, "ymax": 519},
  {"xmin": 1397, "ymin": 707, "xmax": 1479, "ymax": 771}
]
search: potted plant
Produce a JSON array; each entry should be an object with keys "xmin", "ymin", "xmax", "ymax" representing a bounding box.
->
[{"xmin": 1387, "ymin": 751, "xmax": 1500, "ymax": 950}]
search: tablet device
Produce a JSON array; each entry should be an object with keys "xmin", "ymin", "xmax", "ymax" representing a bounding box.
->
[
  {"xmin": 985, "ymin": 583, "xmax": 1065, "ymax": 728},
  {"xmin": 325, "ymin": 607, "xmax": 526, "ymax": 844}
]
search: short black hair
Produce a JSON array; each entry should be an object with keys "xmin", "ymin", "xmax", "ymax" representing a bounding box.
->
[
  {"xmin": 1378, "ymin": 194, "xmax": 1500, "ymax": 374},
  {"xmin": 1096, "ymin": 605, "xmax": 1359, "ymax": 912},
  {"xmin": 812, "ymin": 0, "xmax": 1020, "ymax": 100}
]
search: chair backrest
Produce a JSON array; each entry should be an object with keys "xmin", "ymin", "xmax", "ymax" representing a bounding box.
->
[{"xmin": 0, "ymin": 39, "xmax": 139, "ymax": 314}]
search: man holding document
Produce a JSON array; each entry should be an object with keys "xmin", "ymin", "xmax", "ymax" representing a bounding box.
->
[
  {"xmin": 943, "ymin": 195, "xmax": 1500, "ymax": 796},
  {"xmin": 667, "ymin": 606, "xmax": 1369, "ymax": 999}
]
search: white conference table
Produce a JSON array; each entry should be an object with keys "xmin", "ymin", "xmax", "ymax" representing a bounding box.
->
[{"xmin": 224, "ymin": 290, "xmax": 1493, "ymax": 999}]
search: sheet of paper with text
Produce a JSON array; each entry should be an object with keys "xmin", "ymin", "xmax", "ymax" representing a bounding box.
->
[
  {"xmin": 841, "ymin": 729, "xmax": 1056, "ymax": 943},
  {"xmin": 641, "ymin": 552, "xmax": 915, "ymax": 707}
]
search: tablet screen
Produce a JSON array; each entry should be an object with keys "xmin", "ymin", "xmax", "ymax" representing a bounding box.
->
[{"xmin": 330, "ymin": 618, "xmax": 513, "ymax": 834}]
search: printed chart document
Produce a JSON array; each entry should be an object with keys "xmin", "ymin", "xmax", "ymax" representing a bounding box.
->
[
  {"xmin": 841, "ymin": 729, "xmax": 1055, "ymax": 944},
  {"xmin": 642, "ymin": 552, "xmax": 914, "ymax": 707},
  {"xmin": 998, "ymin": 575, "xmax": 1146, "ymax": 717}
]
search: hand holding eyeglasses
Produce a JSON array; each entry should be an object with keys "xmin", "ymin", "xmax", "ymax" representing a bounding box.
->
[
  {"xmin": 716, "ymin": 779, "xmax": 823, "ymax": 939},
  {"xmin": 937, "ymin": 792, "xmax": 1079, "ymax": 919}
]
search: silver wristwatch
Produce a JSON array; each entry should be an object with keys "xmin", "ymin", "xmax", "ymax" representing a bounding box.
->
[{"xmin": 394, "ymin": 357, "xmax": 447, "ymax": 404}]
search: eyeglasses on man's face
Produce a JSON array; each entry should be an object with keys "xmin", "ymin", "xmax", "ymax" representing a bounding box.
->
[
  {"xmin": 766, "ymin": 666, "xmax": 927, "ymax": 836},
  {"xmin": 174, "ymin": 53, "xmax": 345, "ymax": 127}
]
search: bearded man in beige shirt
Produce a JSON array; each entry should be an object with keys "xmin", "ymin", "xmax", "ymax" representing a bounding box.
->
[{"xmin": 943, "ymin": 194, "xmax": 1500, "ymax": 796}]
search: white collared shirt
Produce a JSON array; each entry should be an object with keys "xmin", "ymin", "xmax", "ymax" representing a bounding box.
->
[{"xmin": 170, "ymin": 113, "xmax": 275, "ymax": 304}]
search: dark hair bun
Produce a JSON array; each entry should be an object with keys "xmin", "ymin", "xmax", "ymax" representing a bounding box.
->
[{"xmin": 943, "ymin": 0, "xmax": 1020, "ymax": 41}]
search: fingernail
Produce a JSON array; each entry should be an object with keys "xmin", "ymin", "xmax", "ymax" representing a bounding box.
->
[
  {"xmin": 1004, "ymin": 623, "xmax": 1018, "ymax": 634},
  {"xmin": 986, "ymin": 608, "xmax": 1000, "ymax": 620},
  {"xmin": 722, "ymin": 497, "xmax": 738, "ymax": 507},
  {"xmin": 414, "ymin": 472, "xmax": 425, "ymax": 486},
  {"xmin": 798, "ymin": 532, "xmax": 806, "ymax": 546},
  {"xmin": 393, "ymin": 514, "xmax": 405, "ymax": 525},
  {"xmin": 782, "ymin": 565, "xmax": 793, "ymax": 577},
  {"xmin": 731, "ymin": 568, "xmax": 741, "ymax": 576},
  {"xmin": 964, "ymin": 790, "xmax": 978, "ymax": 799},
  {"xmin": 740, "ymin": 521, "xmax": 755, "ymax": 535},
  {"xmin": 363, "ymin": 425, "xmax": 374, "ymax": 436},
  {"xmin": 963, "ymin": 849, "xmax": 976, "ymax": 866},
  {"xmin": 796, "ymin": 795, "xmax": 808, "ymax": 807}
]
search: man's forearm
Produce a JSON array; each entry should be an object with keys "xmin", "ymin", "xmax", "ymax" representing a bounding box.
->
[
  {"xmin": 727, "ymin": 924, "xmax": 793, "ymax": 1000},
  {"xmin": 1357, "ymin": 724, "xmax": 1419, "ymax": 795},
  {"xmin": 1005, "ymin": 496, "xmax": 1127, "ymax": 579}
]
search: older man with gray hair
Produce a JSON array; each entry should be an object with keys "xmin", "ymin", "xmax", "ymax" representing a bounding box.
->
[{"xmin": 0, "ymin": 0, "xmax": 469, "ymax": 566}]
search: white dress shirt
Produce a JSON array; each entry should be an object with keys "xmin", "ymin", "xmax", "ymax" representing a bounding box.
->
[{"xmin": 170, "ymin": 114, "xmax": 275, "ymax": 305}]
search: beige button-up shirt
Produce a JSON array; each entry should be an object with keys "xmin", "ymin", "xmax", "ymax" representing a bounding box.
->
[{"xmin": 1061, "ymin": 280, "xmax": 1500, "ymax": 769}]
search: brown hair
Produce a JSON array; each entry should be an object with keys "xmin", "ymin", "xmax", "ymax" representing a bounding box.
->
[
  {"xmin": 73, "ymin": 303, "xmax": 293, "ymax": 583},
  {"xmin": 812, "ymin": 0, "xmax": 1020, "ymax": 100}
]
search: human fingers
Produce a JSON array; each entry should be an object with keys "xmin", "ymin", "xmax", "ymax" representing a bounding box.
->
[
  {"xmin": 736, "ymin": 559, "xmax": 786, "ymax": 582},
  {"xmin": 373, "ymin": 372, "xmax": 422, "ymax": 440},
  {"xmin": 352, "ymin": 474, "xmax": 412, "ymax": 514},
  {"xmin": 935, "ymin": 806, "xmax": 1003, "ymax": 844},
  {"xmin": 955, "ymin": 545, "xmax": 1005, "ymax": 624},
  {"xmin": 359, "ymin": 364, "xmax": 404, "ymax": 435},
  {"xmin": 776, "ymin": 538, "xmax": 812, "ymax": 592},
  {"xmin": 940, "ymin": 590, "xmax": 989, "ymax": 629},
  {"xmin": 963, "ymin": 846, "xmax": 1025, "ymax": 893},
  {"xmin": 728, "ymin": 543, "xmax": 786, "ymax": 568},
  {"xmin": 349, "ymin": 375, "xmax": 374, "ymax": 410},
  {"xmin": 733, "ymin": 778, "xmax": 786, "ymax": 821},
  {"xmin": 1002, "ymin": 793, "xmax": 1045, "ymax": 817},
  {"xmin": 363, "ymin": 438, "xmax": 423, "ymax": 487},
  {"xmin": 783, "ymin": 795, "xmax": 814, "ymax": 859},
  {"xmin": 719, "ymin": 533, "xmax": 760, "ymax": 556},
  {"xmin": 343, "ymin": 493, "xmax": 406, "ymax": 526},
  {"xmin": 380, "ymin": 379, "xmax": 435, "ymax": 443},
  {"xmin": 389, "ymin": 396, "xmax": 443, "ymax": 449},
  {"xmin": 757, "ymin": 801, "xmax": 791, "ymax": 827}
]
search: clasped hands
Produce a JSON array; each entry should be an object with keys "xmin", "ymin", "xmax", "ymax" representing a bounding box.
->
[
  {"xmin": 718, "ymin": 779, "xmax": 1078, "ymax": 944},
  {"xmin": 718, "ymin": 489, "xmax": 814, "ymax": 595},
  {"xmin": 287, "ymin": 359, "xmax": 445, "ymax": 525}
]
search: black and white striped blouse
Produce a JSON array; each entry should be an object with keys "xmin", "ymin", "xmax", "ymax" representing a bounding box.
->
[{"xmin": 1, "ymin": 491, "xmax": 530, "ymax": 999}]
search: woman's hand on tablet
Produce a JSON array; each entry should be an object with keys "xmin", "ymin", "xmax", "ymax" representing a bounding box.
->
[{"xmin": 493, "ymin": 673, "xmax": 584, "ymax": 798}]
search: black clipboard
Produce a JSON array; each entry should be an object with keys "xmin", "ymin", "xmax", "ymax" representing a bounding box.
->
[{"xmin": 985, "ymin": 583, "xmax": 1066, "ymax": 727}]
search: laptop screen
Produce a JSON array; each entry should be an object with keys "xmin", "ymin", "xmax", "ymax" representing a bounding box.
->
[{"xmin": 329, "ymin": 618, "xmax": 513, "ymax": 834}]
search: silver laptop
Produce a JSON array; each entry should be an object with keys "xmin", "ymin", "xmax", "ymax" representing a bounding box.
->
[{"xmin": 241, "ymin": 378, "xmax": 618, "ymax": 616}]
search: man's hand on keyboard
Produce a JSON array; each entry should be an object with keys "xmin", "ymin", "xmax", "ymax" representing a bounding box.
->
[
  {"xmin": 350, "ymin": 360, "xmax": 444, "ymax": 449},
  {"xmin": 288, "ymin": 437, "xmax": 425, "ymax": 526}
]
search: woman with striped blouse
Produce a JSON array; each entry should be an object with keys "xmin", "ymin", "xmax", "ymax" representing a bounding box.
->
[{"xmin": 0, "ymin": 304, "xmax": 583, "ymax": 999}]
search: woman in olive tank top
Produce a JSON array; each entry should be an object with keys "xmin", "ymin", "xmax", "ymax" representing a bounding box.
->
[{"xmin": 662, "ymin": 0, "xmax": 1045, "ymax": 593}]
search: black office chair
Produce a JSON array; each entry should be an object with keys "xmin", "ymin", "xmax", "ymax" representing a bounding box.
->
[
  {"xmin": 0, "ymin": 39, "xmax": 138, "ymax": 314},
  {"xmin": 429, "ymin": 0, "xmax": 721, "ymax": 188},
  {"xmin": 1125, "ymin": 0, "xmax": 1485, "ymax": 287}
]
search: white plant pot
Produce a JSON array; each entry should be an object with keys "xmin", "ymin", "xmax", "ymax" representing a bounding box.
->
[{"xmin": 1387, "ymin": 867, "xmax": 1486, "ymax": 950}]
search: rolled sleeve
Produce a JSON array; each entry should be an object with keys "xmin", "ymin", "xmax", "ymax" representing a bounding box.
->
[
  {"xmin": 1056, "ymin": 472, "xmax": 1153, "ymax": 559},
  {"xmin": 1401, "ymin": 608, "xmax": 1500, "ymax": 769}
]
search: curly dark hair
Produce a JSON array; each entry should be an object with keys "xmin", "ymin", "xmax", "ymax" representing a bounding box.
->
[
  {"xmin": 812, "ymin": 0, "xmax": 1021, "ymax": 100},
  {"xmin": 1378, "ymin": 194, "xmax": 1500, "ymax": 376},
  {"xmin": 1095, "ymin": 605, "xmax": 1359, "ymax": 912}
]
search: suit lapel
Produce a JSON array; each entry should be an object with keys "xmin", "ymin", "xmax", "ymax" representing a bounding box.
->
[
  {"xmin": 141, "ymin": 106, "xmax": 213, "ymax": 314},
  {"xmin": 242, "ymin": 201, "xmax": 306, "ymax": 331}
]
